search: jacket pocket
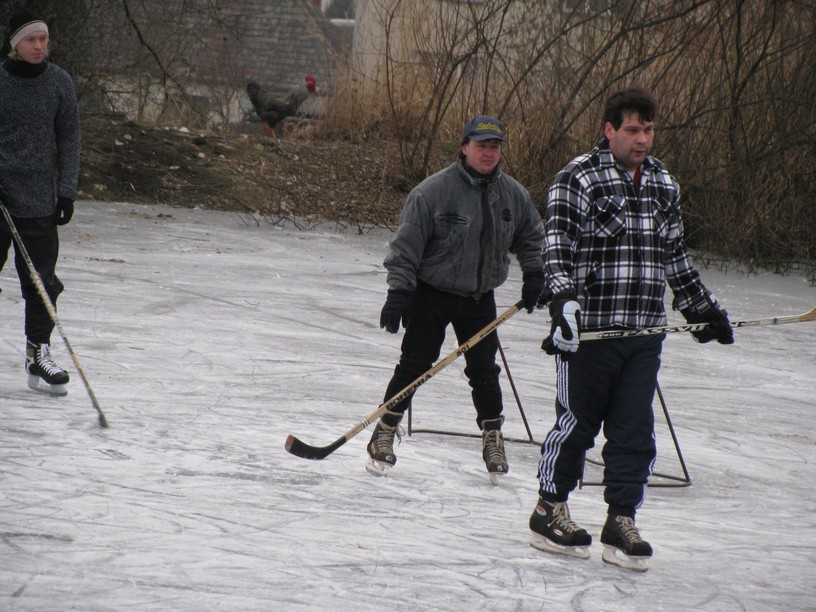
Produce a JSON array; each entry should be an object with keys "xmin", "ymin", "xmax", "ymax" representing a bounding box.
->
[
  {"xmin": 435, "ymin": 213, "xmax": 469, "ymax": 225},
  {"xmin": 498, "ymin": 211, "xmax": 516, "ymax": 254},
  {"xmin": 593, "ymin": 196, "xmax": 626, "ymax": 239},
  {"xmin": 426, "ymin": 212, "xmax": 469, "ymax": 261},
  {"xmin": 652, "ymin": 197, "xmax": 680, "ymax": 242}
]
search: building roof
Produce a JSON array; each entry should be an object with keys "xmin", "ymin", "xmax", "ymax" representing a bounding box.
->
[{"xmin": 78, "ymin": 0, "xmax": 351, "ymax": 91}]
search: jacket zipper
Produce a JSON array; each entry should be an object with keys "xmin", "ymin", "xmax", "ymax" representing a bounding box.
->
[{"xmin": 477, "ymin": 181, "xmax": 492, "ymax": 294}]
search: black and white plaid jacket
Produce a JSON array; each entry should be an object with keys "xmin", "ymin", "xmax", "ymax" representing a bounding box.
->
[{"xmin": 541, "ymin": 139, "xmax": 709, "ymax": 331}]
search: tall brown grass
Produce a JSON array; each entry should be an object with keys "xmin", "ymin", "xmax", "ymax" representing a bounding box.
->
[{"xmin": 327, "ymin": 0, "xmax": 815, "ymax": 280}]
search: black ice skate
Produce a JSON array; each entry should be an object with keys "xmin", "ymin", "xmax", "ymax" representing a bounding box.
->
[
  {"xmin": 529, "ymin": 499, "xmax": 592, "ymax": 559},
  {"xmin": 26, "ymin": 341, "xmax": 69, "ymax": 396},
  {"xmin": 600, "ymin": 515, "xmax": 653, "ymax": 572},
  {"xmin": 481, "ymin": 417, "xmax": 508, "ymax": 485},
  {"xmin": 365, "ymin": 409, "xmax": 403, "ymax": 476}
]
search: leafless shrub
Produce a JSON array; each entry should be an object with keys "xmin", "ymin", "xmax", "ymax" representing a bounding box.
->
[
  {"xmin": 345, "ymin": 0, "xmax": 815, "ymax": 274},
  {"xmin": 5, "ymin": 1, "xmax": 812, "ymax": 273}
]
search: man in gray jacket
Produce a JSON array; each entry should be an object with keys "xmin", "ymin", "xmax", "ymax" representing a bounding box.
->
[
  {"xmin": 0, "ymin": 10, "xmax": 81, "ymax": 396},
  {"xmin": 366, "ymin": 115, "xmax": 545, "ymax": 483}
]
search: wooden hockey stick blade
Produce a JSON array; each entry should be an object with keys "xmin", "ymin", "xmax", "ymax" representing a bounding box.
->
[
  {"xmin": 285, "ymin": 432, "xmax": 348, "ymax": 460},
  {"xmin": 582, "ymin": 305, "xmax": 816, "ymax": 341},
  {"xmin": 285, "ymin": 300, "xmax": 524, "ymax": 460}
]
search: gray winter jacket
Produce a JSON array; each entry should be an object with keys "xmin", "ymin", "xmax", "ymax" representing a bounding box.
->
[
  {"xmin": 385, "ymin": 160, "xmax": 544, "ymax": 298},
  {"xmin": 0, "ymin": 61, "xmax": 81, "ymax": 218}
]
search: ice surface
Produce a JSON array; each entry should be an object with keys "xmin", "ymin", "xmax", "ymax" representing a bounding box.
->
[{"xmin": 2, "ymin": 202, "xmax": 814, "ymax": 610}]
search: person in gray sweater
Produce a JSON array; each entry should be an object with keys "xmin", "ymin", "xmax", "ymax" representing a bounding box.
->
[
  {"xmin": 366, "ymin": 115, "xmax": 546, "ymax": 483},
  {"xmin": 0, "ymin": 10, "xmax": 81, "ymax": 396}
]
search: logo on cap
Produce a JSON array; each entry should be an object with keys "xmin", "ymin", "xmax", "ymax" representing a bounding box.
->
[
  {"xmin": 475, "ymin": 122, "xmax": 501, "ymax": 133},
  {"xmin": 463, "ymin": 115, "xmax": 505, "ymax": 142}
]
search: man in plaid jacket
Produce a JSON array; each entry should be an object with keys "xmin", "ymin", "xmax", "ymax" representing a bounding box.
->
[{"xmin": 528, "ymin": 87, "xmax": 734, "ymax": 571}]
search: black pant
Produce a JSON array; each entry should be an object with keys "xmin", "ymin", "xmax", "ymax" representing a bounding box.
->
[
  {"xmin": 382, "ymin": 283, "xmax": 503, "ymax": 428},
  {"xmin": 0, "ymin": 215, "xmax": 63, "ymax": 345}
]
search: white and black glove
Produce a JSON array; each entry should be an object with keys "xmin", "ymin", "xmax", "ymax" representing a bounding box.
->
[{"xmin": 541, "ymin": 291, "xmax": 581, "ymax": 359}]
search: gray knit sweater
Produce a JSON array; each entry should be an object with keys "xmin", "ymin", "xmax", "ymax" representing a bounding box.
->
[{"xmin": 0, "ymin": 60, "xmax": 81, "ymax": 218}]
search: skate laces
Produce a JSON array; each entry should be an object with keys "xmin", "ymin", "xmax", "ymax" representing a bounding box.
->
[
  {"xmin": 373, "ymin": 420, "xmax": 402, "ymax": 454},
  {"xmin": 482, "ymin": 429, "xmax": 506, "ymax": 463},
  {"xmin": 615, "ymin": 516, "xmax": 645, "ymax": 543},
  {"xmin": 548, "ymin": 502, "xmax": 583, "ymax": 533},
  {"xmin": 32, "ymin": 344, "xmax": 65, "ymax": 376}
]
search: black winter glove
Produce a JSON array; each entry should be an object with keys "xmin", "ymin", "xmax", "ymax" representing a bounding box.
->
[
  {"xmin": 56, "ymin": 197, "xmax": 74, "ymax": 226},
  {"xmin": 0, "ymin": 182, "xmax": 9, "ymax": 206},
  {"xmin": 380, "ymin": 289, "xmax": 413, "ymax": 333},
  {"xmin": 680, "ymin": 292, "xmax": 734, "ymax": 345},
  {"xmin": 541, "ymin": 291, "xmax": 582, "ymax": 359},
  {"xmin": 521, "ymin": 270, "xmax": 546, "ymax": 314}
]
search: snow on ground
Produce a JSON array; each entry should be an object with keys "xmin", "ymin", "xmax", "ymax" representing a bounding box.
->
[{"xmin": 1, "ymin": 201, "xmax": 814, "ymax": 611}]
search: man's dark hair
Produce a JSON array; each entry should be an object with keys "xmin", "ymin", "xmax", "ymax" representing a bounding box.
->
[{"xmin": 602, "ymin": 86, "xmax": 657, "ymax": 129}]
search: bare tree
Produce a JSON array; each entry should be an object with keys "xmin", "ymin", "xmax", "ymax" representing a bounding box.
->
[
  {"xmin": 4, "ymin": 0, "xmax": 811, "ymax": 268},
  {"xmin": 347, "ymin": 0, "xmax": 814, "ymax": 269}
]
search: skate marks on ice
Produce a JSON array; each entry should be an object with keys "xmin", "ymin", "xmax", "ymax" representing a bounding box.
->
[{"xmin": 1, "ymin": 202, "xmax": 814, "ymax": 610}]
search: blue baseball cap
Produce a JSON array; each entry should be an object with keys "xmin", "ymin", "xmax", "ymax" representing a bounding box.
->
[{"xmin": 462, "ymin": 115, "xmax": 505, "ymax": 143}]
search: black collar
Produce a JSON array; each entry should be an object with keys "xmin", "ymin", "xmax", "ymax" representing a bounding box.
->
[
  {"xmin": 3, "ymin": 58, "xmax": 48, "ymax": 78},
  {"xmin": 460, "ymin": 158, "xmax": 498, "ymax": 182}
]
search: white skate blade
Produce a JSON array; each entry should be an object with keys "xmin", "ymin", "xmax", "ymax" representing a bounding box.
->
[
  {"xmin": 530, "ymin": 532, "xmax": 590, "ymax": 559},
  {"xmin": 488, "ymin": 471, "xmax": 505, "ymax": 486},
  {"xmin": 601, "ymin": 544, "xmax": 650, "ymax": 572},
  {"xmin": 27, "ymin": 374, "xmax": 68, "ymax": 396},
  {"xmin": 365, "ymin": 457, "xmax": 393, "ymax": 477}
]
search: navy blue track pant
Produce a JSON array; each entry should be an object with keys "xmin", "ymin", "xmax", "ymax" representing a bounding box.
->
[{"xmin": 536, "ymin": 334, "xmax": 663, "ymax": 516}]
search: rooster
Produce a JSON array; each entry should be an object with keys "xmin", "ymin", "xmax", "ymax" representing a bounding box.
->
[{"xmin": 246, "ymin": 76, "xmax": 317, "ymax": 137}]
